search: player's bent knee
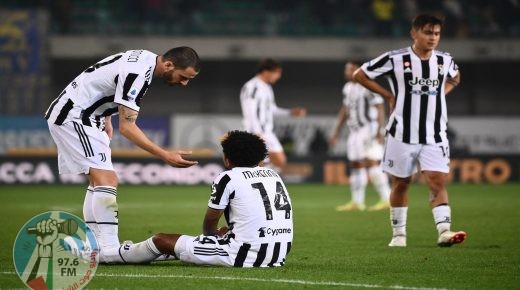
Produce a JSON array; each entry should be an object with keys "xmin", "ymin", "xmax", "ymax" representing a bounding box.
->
[
  {"xmin": 152, "ymin": 233, "xmax": 178, "ymax": 255},
  {"xmin": 152, "ymin": 234, "xmax": 167, "ymax": 253}
]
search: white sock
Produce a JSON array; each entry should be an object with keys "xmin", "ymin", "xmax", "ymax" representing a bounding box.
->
[
  {"xmin": 390, "ymin": 207, "xmax": 408, "ymax": 237},
  {"xmin": 350, "ymin": 168, "xmax": 367, "ymax": 205},
  {"xmin": 83, "ymin": 186, "xmax": 100, "ymax": 239},
  {"xmin": 101, "ymin": 238, "xmax": 161, "ymax": 264},
  {"xmin": 432, "ymin": 204, "xmax": 451, "ymax": 234},
  {"xmin": 92, "ymin": 186, "xmax": 120, "ymax": 249},
  {"xmin": 368, "ymin": 166, "xmax": 390, "ymax": 202}
]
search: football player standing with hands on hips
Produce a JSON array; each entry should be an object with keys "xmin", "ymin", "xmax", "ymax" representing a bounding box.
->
[{"xmin": 354, "ymin": 14, "xmax": 466, "ymax": 247}]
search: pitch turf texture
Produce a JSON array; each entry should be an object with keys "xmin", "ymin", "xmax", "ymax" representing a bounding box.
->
[{"xmin": 1, "ymin": 183, "xmax": 519, "ymax": 289}]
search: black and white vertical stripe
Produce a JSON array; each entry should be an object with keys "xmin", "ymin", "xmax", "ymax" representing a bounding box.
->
[
  {"xmin": 210, "ymin": 174, "xmax": 231, "ymax": 205},
  {"xmin": 72, "ymin": 122, "xmax": 94, "ymax": 157},
  {"xmin": 44, "ymin": 90, "xmax": 66, "ymax": 120},
  {"xmin": 233, "ymin": 241, "xmax": 292, "ymax": 268},
  {"xmin": 344, "ymin": 83, "xmax": 374, "ymax": 131},
  {"xmin": 364, "ymin": 47, "xmax": 452, "ymax": 144},
  {"xmin": 44, "ymin": 50, "xmax": 157, "ymax": 128}
]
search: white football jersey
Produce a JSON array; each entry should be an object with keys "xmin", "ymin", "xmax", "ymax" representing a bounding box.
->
[
  {"xmin": 342, "ymin": 82, "xmax": 384, "ymax": 132},
  {"xmin": 361, "ymin": 47, "xmax": 459, "ymax": 144},
  {"xmin": 240, "ymin": 76, "xmax": 290, "ymax": 134},
  {"xmin": 208, "ymin": 166, "xmax": 293, "ymax": 267},
  {"xmin": 45, "ymin": 50, "xmax": 157, "ymax": 129}
]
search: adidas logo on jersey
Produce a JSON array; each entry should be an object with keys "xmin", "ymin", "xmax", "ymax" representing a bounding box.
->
[
  {"xmin": 408, "ymin": 77, "xmax": 440, "ymax": 87},
  {"xmin": 258, "ymin": 227, "xmax": 292, "ymax": 237}
]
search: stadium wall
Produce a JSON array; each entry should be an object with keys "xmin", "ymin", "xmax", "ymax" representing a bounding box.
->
[
  {"xmin": 0, "ymin": 156, "xmax": 517, "ymax": 185},
  {"xmin": 1, "ymin": 116, "xmax": 519, "ymax": 185}
]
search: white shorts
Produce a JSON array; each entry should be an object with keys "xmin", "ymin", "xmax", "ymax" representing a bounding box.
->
[
  {"xmin": 347, "ymin": 126, "xmax": 383, "ymax": 161},
  {"xmin": 261, "ymin": 131, "xmax": 283, "ymax": 153},
  {"xmin": 174, "ymin": 235, "xmax": 288, "ymax": 268},
  {"xmin": 48, "ymin": 121, "xmax": 113, "ymax": 174},
  {"xmin": 174, "ymin": 235, "xmax": 235, "ymax": 267},
  {"xmin": 381, "ymin": 134, "xmax": 450, "ymax": 178}
]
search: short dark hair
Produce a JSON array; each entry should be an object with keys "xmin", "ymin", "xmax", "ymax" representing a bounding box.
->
[
  {"xmin": 412, "ymin": 14, "xmax": 443, "ymax": 30},
  {"xmin": 257, "ymin": 58, "xmax": 282, "ymax": 73},
  {"xmin": 221, "ymin": 131, "xmax": 268, "ymax": 167},
  {"xmin": 163, "ymin": 46, "xmax": 200, "ymax": 72}
]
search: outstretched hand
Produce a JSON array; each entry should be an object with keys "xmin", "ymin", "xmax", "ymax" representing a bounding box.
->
[
  {"xmin": 162, "ymin": 150, "xmax": 198, "ymax": 168},
  {"xmin": 291, "ymin": 107, "xmax": 307, "ymax": 117}
]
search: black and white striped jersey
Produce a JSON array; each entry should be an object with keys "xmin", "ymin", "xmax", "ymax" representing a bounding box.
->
[
  {"xmin": 240, "ymin": 76, "xmax": 290, "ymax": 134},
  {"xmin": 361, "ymin": 47, "xmax": 459, "ymax": 144},
  {"xmin": 209, "ymin": 166, "xmax": 293, "ymax": 267},
  {"xmin": 45, "ymin": 50, "xmax": 157, "ymax": 129},
  {"xmin": 342, "ymin": 82, "xmax": 384, "ymax": 131}
]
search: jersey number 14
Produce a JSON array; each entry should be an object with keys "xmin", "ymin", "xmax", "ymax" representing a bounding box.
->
[{"xmin": 251, "ymin": 182, "xmax": 292, "ymax": 220}]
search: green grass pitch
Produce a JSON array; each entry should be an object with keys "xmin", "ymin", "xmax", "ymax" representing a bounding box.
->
[{"xmin": 1, "ymin": 183, "xmax": 519, "ymax": 289}]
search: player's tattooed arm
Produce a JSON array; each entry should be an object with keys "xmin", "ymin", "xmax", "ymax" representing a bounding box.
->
[
  {"xmin": 117, "ymin": 104, "xmax": 198, "ymax": 168},
  {"xmin": 119, "ymin": 105, "xmax": 139, "ymax": 123},
  {"xmin": 445, "ymin": 72, "xmax": 461, "ymax": 95},
  {"xmin": 104, "ymin": 115, "xmax": 113, "ymax": 140}
]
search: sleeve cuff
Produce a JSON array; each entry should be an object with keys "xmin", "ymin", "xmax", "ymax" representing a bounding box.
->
[
  {"xmin": 208, "ymin": 203, "xmax": 226, "ymax": 210},
  {"xmin": 360, "ymin": 66, "xmax": 376, "ymax": 80},
  {"xmin": 114, "ymin": 100, "xmax": 140, "ymax": 112}
]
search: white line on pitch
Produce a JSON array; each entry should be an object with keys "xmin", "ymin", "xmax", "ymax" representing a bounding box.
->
[{"xmin": 0, "ymin": 271, "xmax": 448, "ymax": 290}]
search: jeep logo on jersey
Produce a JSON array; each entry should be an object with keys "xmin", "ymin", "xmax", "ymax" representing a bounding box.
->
[
  {"xmin": 258, "ymin": 227, "xmax": 292, "ymax": 237},
  {"xmin": 408, "ymin": 77, "xmax": 440, "ymax": 87}
]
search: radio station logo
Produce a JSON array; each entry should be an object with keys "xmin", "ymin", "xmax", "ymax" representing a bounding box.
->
[{"xmin": 13, "ymin": 211, "xmax": 99, "ymax": 290}]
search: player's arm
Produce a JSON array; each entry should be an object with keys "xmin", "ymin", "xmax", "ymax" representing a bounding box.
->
[
  {"xmin": 104, "ymin": 116, "xmax": 113, "ymax": 140},
  {"xmin": 118, "ymin": 105, "xmax": 197, "ymax": 168},
  {"xmin": 375, "ymin": 103, "xmax": 385, "ymax": 143},
  {"xmin": 329, "ymin": 105, "xmax": 348, "ymax": 146},
  {"xmin": 272, "ymin": 100, "xmax": 306, "ymax": 117},
  {"xmin": 353, "ymin": 69, "xmax": 396, "ymax": 112},
  {"xmin": 445, "ymin": 72, "xmax": 461, "ymax": 95},
  {"xmin": 202, "ymin": 207, "xmax": 224, "ymax": 236}
]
